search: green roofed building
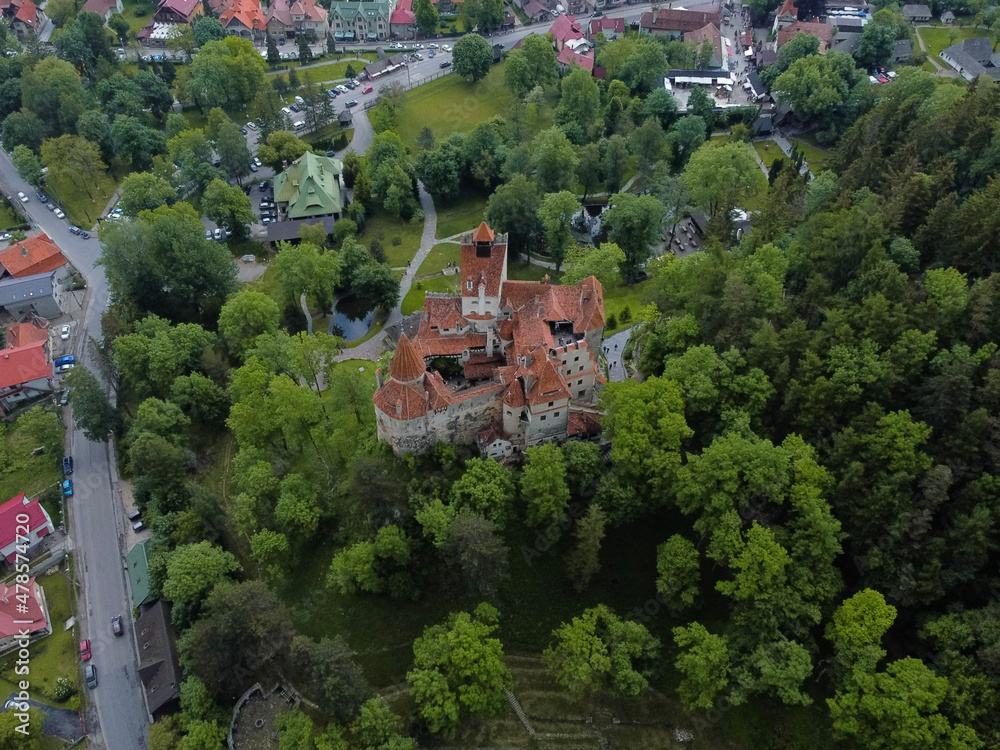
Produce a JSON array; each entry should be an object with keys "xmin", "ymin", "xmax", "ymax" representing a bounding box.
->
[
  {"xmin": 273, "ymin": 150, "xmax": 345, "ymax": 222},
  {"xmin": 127, "ymin": 538, "xmax": 155, "ymax": 611}
]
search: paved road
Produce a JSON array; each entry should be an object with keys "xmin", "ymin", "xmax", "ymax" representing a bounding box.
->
[
  {"xmin": 602, "ymin": 327, "xmax": 633, "ymax": 382},
  {"xmin": 0, "ymin": 154, "xmax": 149, "ymax": 750}
]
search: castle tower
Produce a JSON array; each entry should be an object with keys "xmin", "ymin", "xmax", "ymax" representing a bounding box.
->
[
  {"xmin": 387, "ymin": 333, "xmax": 425, "ymax": 385},
  {"xmin": 460, "ymin": 222, "xmax": 508, "ymax": 321}
]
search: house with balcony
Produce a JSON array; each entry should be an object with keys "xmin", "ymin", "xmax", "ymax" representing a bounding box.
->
[{"xmin": 331, "ymin": 0, "xmax": 392, "ymax": 41}]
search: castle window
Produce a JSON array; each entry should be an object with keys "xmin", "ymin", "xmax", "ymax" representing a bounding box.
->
[
  {"xmin": 574, "ymin": 356, "xmax": 579, "ymax": 362},
  {"xmin": 555, "ymin": 412, "xmax": 560, "ymax": 417},
  {"xmin": 548, "ymin": 401, "xmax": 553, "ymax": 407},
  {"xmin": 540, "ymin": 415, "xmax": 547, "ymax": 421},
  {"xmin": 577, "ymin": 379, "xmax": 583, "ymax": 385},
  {"xmin": 579, "ymin": 390, "xmax": 585, "ymax": 397},
  {"xmin": 579, "ymin": 366, "xmax": 584, "ymax": 372},
  {"xmin": 467, "ymin": 280, "xmax": 473, "ymax": 291}
]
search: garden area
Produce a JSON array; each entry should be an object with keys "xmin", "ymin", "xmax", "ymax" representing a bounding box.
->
[
  {"xmin": 433, "ymin": 194, "xmax": 489, "ymax": 239},
  {"xmin": 45, "ymin": 170, "xmax": 118, "ymax": 230},
  {"xmin": 400, "ymin": 272, "xmax": 459, "ymax": 315},
  {"xmin": 362, "ymin": 208, "xmax": 424, "ymax": 268},
  {"xmin": 0, "ymin": 406, "xmax": 65, "ymax": 505},
  {"xmin": 917, "ymin": 25, "xmax": 994, "ymax": 63},
  {"xmin": 0, "ymin": 199, "xmax": 23, "ymax": 232},
  {"xmin": 393, "ymin": 65, "xmax": 518, "ymax": 151}
]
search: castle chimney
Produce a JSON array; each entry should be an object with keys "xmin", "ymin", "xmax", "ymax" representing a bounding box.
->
[
  {"xmin": 396, "ymin": 399, "xmax": 402, "ymax": 417},
  {"xmin": 376, "ymin": 368, "xmax": 383, "ymax": 388},
  {"xmin": 478, "ymin": 281, "xmax": 486, "ymax": 313}
]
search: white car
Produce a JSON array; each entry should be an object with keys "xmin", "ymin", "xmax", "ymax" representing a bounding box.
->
[
  {"xmin": 240, "ymin": 254, "xmax": 256, "ymax": 262},
  {"xmin": 213, "ymin": 227, "xmax": 223, "ymax": 240},
  {"xmin": 336, "ymin": 84, "xmax": 349, "ymax": 93},
  {"xmin": 442, "ymin": 45, "xmax": 451, "ymax": 52},
  {"xmin": 16, "ymin": 191, "xmax": 28, "ymax": 203},
  {"xmin": 60, "ymin": 325, "xmax": 71, "ymax": 340},
  {"xmin": 247, "ymin": 121, "xmax": 258, "ymax": 130},
  {"xmin": 54, "ymin": 208, "xmax": 65, "ymax": 219},
  {"xmin": 253, "ymin": 156, "xmax": 262, "ymax": 166}
]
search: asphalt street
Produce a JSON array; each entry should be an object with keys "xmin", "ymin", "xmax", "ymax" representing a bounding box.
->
[{"xmin": 0, "ymin": 154, "xmax": 149, "ymax": 750}]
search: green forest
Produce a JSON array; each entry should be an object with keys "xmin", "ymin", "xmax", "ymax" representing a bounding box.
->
[{"xmin": 8, "ymin": 4, "xmax": 1000, "ymax": 748}]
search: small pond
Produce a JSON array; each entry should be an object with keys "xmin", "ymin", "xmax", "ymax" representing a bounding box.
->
[{"xmin": 332, "ymin": 294, "xmax": 376, "ymax": 340}]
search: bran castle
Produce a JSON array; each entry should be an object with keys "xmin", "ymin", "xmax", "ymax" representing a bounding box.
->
[{"xmin": 374, "ymin": 222, "xmax": 606, "ymax": 458}]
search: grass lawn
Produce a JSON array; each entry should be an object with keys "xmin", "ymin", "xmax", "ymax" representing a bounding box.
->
[
  {"xmin": 752, "ymin": 139, "xmax": 782, "ymax": 168},
  {"xmin": 508, "ymin": 261, "xmax": 552, "ymax": 282},
  {"xmin": 922, "ymin": 60, "xmax": 939, "ymax": 72},
  {"xmin": 0, "ymin": 201, "xmax": 22, "ymax": 231},
  {"xmin": 269, "ymin": 60, "xmax": 358, "ymax": 84},
  {"xmin": 790, "ymin": 135, "xmax": 828, "ymax": 175},
  {"xmin": 415, "ymin": 243, "xmax": 460, "ymax": 276},
  {"xmin": 0, "ymin": 412, "xmax": 64, "ymax": 505},
  {"xmin": 602, "ymin": 280, "xmax": 651, "ymax": 334},
  {"xmin": 433, "ymin": 194, "xmax": 490, "ymax": 239},
  {"xmin": 0, "ymin": 571, "xmax": 78, "ymax": 703},
  {"xmin": 917, "ymin": 25, "xmax": 993, "ymax": 61},
  {"xmin": 46, "ymin": 171, "xmax": 117, "ymax": 229},
  {"xmin": 305, "ymin": 124, "xmax": 353, "ymax": 147},
  {"xmin": 400, "ymin": 273, "xmax": 459, "ymax": 315},
  {"xmin": 362, "ymin": 208, "xmax": 424, "ymax": 268},
  {"xmin": 119, "ymin": 0, "xmax": 154, "ymax": 35},
  {"xmin": 393, "ymin": 64, "xmax": 516, "ymax": 151}
]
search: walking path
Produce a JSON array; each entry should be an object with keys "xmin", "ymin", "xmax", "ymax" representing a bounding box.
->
[
  {"xmin": 334, "ymin": 179, "xmax": 438, "ymax": 361},
  {"xmin": 602, "ymin": 327, "xmax": 633, "ymax": 383}
]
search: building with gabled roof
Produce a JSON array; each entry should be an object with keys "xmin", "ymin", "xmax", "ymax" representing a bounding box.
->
[
  {"xmin": 0, "ymin": 271, "xmax": 63, "ymax": 320},
  {"xmin": 273, "ymin": 151, "xmax": 344, "ymax": 221},
  {"xmin": 331, "ymin": 0, "xmax": 391, "ymax": 41},
  {"xmin": 82, "ymin": 0, "xmax": 123, "ymax": 20},
  {"xmin": 0, "ymin": 576, "xmax": 50, "ymax": 653},
  {"xmin": 557, "ymin": 45, "xmax": 595, "ymax": 73},
  {"xmin": 640, "ymin": 8, "xmax": 722, "ymax": 38},
  {"xmin": 685, "ymin": 22, "xmax": 724, "ymax": 68},
  {"xmin": 0, "ymin": 340, "xmax": 53, "ymax": 413},
  {"xmin": 154, "ymin": 0, "xmax": 204, "ymax": 24},
  {"xmin": 10, "ymin": 0, "xmax": 43, "ymax": 38},
  {"xmin": 127, "ymin": 539, "xmax": 156, "ymax": 610},
  {"xmin": 135, "ymin": 600, "xmax": 182, "ymax": 719},
  {"xmin": 589, "ymin": 16, "xmax": 625, "ymax": 39},
  {"xmin": 220, "ymin": 0, "xmax": 266, "ymax": 39},
  {"xmin": 5, "ymin": 320, "xmax": 48, "ymax": 349},
  {"xmin": 0, "ymin": 493, "xmax": 54, "ymax": 563},
  {"xmin": 549, "ymin": 13, "xmax": 585, "ymax": 51},
  {"xmin": 777, "ymin": 21, "xmax": 834, "ymax": 53},
  {"xmin": 374, "ymin": 221, "xmax": 605, "ymax": 457},
  {"xmin": 0, "ymin": 234, "xmax": 67, "ymax": 280},
  {"xmin": 901, "ymin": 3, "xmax": 931, "ymax": 22},
  {"xmin": 940, "ymin": 36, "xmax": 1000, "ymax": 82}
]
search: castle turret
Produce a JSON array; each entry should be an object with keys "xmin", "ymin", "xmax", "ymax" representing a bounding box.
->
[{"xmin": 388, "ymin": 333, "xmax": 425, "ymax": 385}]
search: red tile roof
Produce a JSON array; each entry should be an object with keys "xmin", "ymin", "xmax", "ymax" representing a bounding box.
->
[
  {"xmin": 472, "ymin": 221, "xmax": 495, "ymax": 243},
  {"xmin": 776, "ymin": 0, "xmax": 797, "ymax": 17},
  {"xmin": 777, "ymin": 21, "xmax": 833, "ymax": 51},
  {"xmin": 640, "ymin": 8, "xmax": 722, "ymax": 33},
  {"xmin": 589, "ymin": 16, "xmax": 625, "ymax": 37},
  {"xmin": 266, "ymin": 0, "xmax": 291, "ymax": 24},
  {"xmin": 0, "ymin": 494, "xmax": 51, "ymax": 552},
  {"xmin": 82, "ymin": 0, "xmax": 119, "ymax": 15},
  {"xmin": 0, "ymin": 340, "xmax": 50, "ymax": 390},
  {"xmin": 0, "ymin": 234, "xmax": 66, "ymax": 278},
  {"xmin": 557, "ymin": 46, "xmax": 594, "ymax": 72},
  {"xmin": 157, "ymin": 0, "xmax": 203, "ymax": 17},
  {"xmin": 13, "ymin": 0, "xmax": 36, "ymax": 25},
  {"xmin": 389, "ymin": 334, "xmax": 425, "ymax": 382},
  {"xmin": 0, "ymin": 577, "xmax": 47, "ymax": 638},
  {"xmin": 460, "ymin": 237, "xmax": 507, "ymax": 300},
  {"xmin": 567, "ymin": 411, "xmax": 601, "ymax": 438},
  {"xmin": 549, "ymin": 13, "xmax": 584, "ymax": 44},
  {"xmin": 423, "ymin": 296, "xmax": 467, "ymax": 331},
  {"xmin": 415, "ymin": 331, "xmax": 487, "ymax": 357},
  {"xmin": 5, "ymin": 322, "xmax": 48, "ymax": 349},
  {"xmin": 220, "ymin": 0, "xmax": 265, "ymax": 31},
  {"xmin": 290, "ymin": 0, "xmax": 325, "ymax": 22},
  {"xmin": 390, "ymin": 0, "xmax": 414, "ymax": 24},
  {"xmin": 373, "ymin": 378, "xmax": 427, "ymax": 420}
]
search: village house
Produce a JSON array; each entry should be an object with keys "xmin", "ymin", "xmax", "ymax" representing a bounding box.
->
[
  {"xmin": 772, "ymin": 0, "xmax": 797, "ymax": 34},
  {"xmin": 331, "ymin": 0, "xmax": 392, "ymax": 41},
  {"xmin": 549, "ymin": 13, "xmax": 585, "ymax": 52},
  {"xmin": 153, "ymin": 0, "xmax": 204, "ymax": 25},
  {"xmin": 9, "ymin": 0, "xmax": 44, "ymax": 39},
  {"xmin": 685, "ymin": 22, "xmax": 724, "ymax": 68},
  {"xmin": 219, "ymin": 0, "xmax": 266, "ymax": 40},
  {"xmin": 0, "ymin": 340, "xmax": 53, "ymax": 413},
  {"xmin": 902, "ymin": 3, "xmax": 931, "ymax": 22},
  {"xmin": 374, "ymin": 222, "xmax": 605, "ymax": 458},
  {"xmin": 640, "ymin": 8, "xmax": 722, "ymax": 39},
  {"xmin": 389, "ymin": 0, "xmax": 415, "ymax": 39},
  {"xmin": 0, "ymin": 493, "xmax": 55, "ymax": 563},
  {"xmin": 136, "ymin": 601, "xmax": 183, "ymax": 720},
  {"xmin": 0, "ymin": 272, "xmax": 64, "ymax": 320},
  {"xmin": 0, "ymin": 577, "xmax": 50, "ymax": 654},
  {"xmin": 940, "ymin": 37, "xmax": 1000, "ymax": 81},
  {"xmin": 81, "ymin": 0, "xmax": 123, "ymax": 21},
  {"xmin": 0, "ymin": 234, "xmax": 67, "ymax": 281},
  {"xmin": 777, "ymin": 22, "xmax": 834, "ymax": 53},
  {"xmin": 588, "ymin": 15, "xmax": 625, "ymax": 40}
]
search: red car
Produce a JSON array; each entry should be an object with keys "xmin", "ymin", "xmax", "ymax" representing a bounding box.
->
[
  {"xmin": 362, "ymin": 85, "xmax": 373, "ymax": 94},
  {"xmin": 79, "ymin": 639, "xmax": 91, "ymax": 661}
]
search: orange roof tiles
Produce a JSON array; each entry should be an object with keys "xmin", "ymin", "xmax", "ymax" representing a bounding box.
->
[
  {"xmin": 373, "ymin": 379, "xmax": 427, "ymax": 420},
  {"xmin": 389, "ymin": 334, "xmax": 425, "ymax": 382},
  {"xmin": 13, "ymin": 0, "xmax": 36, "ymax": 24},
  {"xmin": 472, "ymin": 222, "xmax": 495, "ymax": 243},
  {"xmin": 0, "ymin": 234, "xmax": 66, "ymax": 278},
  {"xmin": 777, "ymin": 21, "xmax": 833, "ymax": 51},
  {"xmin": 460, "ymin": 241, "xmax": 506, "ymax": 299},
  {"xmin": 415, "ymin": 332, "xmax": 487, "ymax": 358},
  {"xmin": 0, "ymin": 340, "xmax": 50, "ymax": 390},
  {"xmin": 5, "ymin": 322, "xmax": 48, "ymax": 349},
  {"xmin": 220, "ymin": 0, "xmax": 265, "ymax": 31}
]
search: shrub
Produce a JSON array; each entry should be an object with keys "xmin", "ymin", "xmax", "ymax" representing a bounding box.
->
[
  {"xmin": 53, "ymin": 677, "xmax": 76, "ymax": 701},
  {"xmin": 606, "ymin": 313, "xmax": 618, "ymax": 329}
]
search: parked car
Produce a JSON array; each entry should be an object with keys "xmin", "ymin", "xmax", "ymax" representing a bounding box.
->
[
  {"xmin": 108, "ymin": 207, "xmax": 123, "ymax": 220},
  {"xmin": 253, "ymin": 156, "xmax": 262, "ymax": 166},
  {"xmin": 259, "ymin": 201, "xmax": 273, "ymax": 209},
  {"xmin": 68, "ymin": 225, "xmax": 81, "ymax": 235},
  {"xmin": 247, "ymin": 121, "xmax": 258, "ymax": 130},
  {"xmin": 346, "ymin": 81, "xmax": 359, "ymax": 89},
  {"xmin": 55, "ymin": 355, "xmax": 75, "ymax": 366},
  {"xmin": 336, "ymin": 84, "xmax": 349, "ymax": 93},
  {"xmin": 249, "ymin": 162, "xmax": 259, "ymax": 172},
  {"xmin": 35, "ymin": 191, "xmax": 48, "ymax": 202},
  {"xmin": 60, "ymin": 391, "xmax": 70, "ymax": 406},
  {"xmin": 440, "ymin": 60, "xmax": 452, "ymax": 68},
  {"xmin": 63, "ymin": 456, "xmax": 73, "ymax": 475},
  {"xmin": 56, "ymin": 363, "xmax": 74, "ymax": 373},
  {"xmin": 79, "ymin": 640, "xmax": 90, "ymax": 661},
  {"xmin": 240, "ymin": 127, "xmax": 248, "ymax": 135},
  {"xmin": 46, "ymin": 202, "xmax": 56, "ymax": 211},
  {"xmin": 85, "ymin": 665, "xmax": 97, "ymax": 689},
  {"xmin": 362, "ymin": 85, "xmax": 373, "ymax": 94},
  {"xmin": 16, "ymin": 191, "xmax": 28, "ymax": 203},
  {"xmin": 591, "ymin": 9, "xmax": 603, "ymax": 16},
  {"xmin": 240, "ymin": 254, "xmax": 256, "ymax": 262},
  {"xmin": 442, "ymin": 44, "xmax": 451, "ymax": 52},
  {"xmin": 259, "ymin": 180, "xmax": 270, "ymax": 191},
  {"xmin": 112, "ymin": 615, "xmax": 123, "ymax": 636},
  {"xmin": 213, "ymin": 227, "xmax": 223, "ymax": 240},
  {"xmin": 328, "ymin": 89, "xmax": 339, "ymax": 98},
  {"xmin": 80, "ymin": 231, "xmax": 90, "ymax": 239},
  {"xmin": 326, "ymin": 150, "xmax": 337, "ymax": 157},
  {"xmin": 132, "ymin": 519, "xmax": 145, "ymax": 532},
  {"xmin": 429, "ymin": 50, "xmax": 435, "ymax": 58},
  {"xmin": 345, "ymin": 100, "xmax": 358, "ymax": 108},
  {"xmin": 60, "ymin": 324, "xmax": 71, "ymax": 340},
  {"xmin": 62, "ymin": 479, "xmax": 73, "ymax": 497},
  {"xmin": 54, "ymin": 208, "xmax": 65, "ymax": 219},
  {"xmin": 205, "ymin": 229, "xmax": 212, "ymax": 240}
]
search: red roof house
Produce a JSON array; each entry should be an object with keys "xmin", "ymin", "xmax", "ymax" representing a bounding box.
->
[
  {"xmin": 549, "ymin": 13, "xmax": 584, "ymax": 51},
  {"xmin": 557, "ymin": 46, "xmax": 595, "ymax": 73},
  {"xmin": 0, "ymin": 234, "xmax": 67, "ymax": 279},
  {"xmin": 11, "ymin": 0, "xmax": 42, "ymax": 37},
  {"xmin": 219, "ymin": 0, "xmax": 266, "ymax": 39},
  {"xmin": 0, "ymin": 493, "xmax": 55, "ymax": 563},
  {"xmin": 5, "ymin": 321, "xmax": 48, "ymax": 349},
  {"xmin": 777, "ymin": 21, "xmax": 833, "ymax": 53},
  {"xmin": 0, "ymin": 340, "xmax": 52, "ymax": 413},
  {"xmin": 0, "ymin": 577, "xmax": 50, "ymax": 649},
  {"xmin": 589, "ymin": 16, "xmax": 625, "ymax": 39}
]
